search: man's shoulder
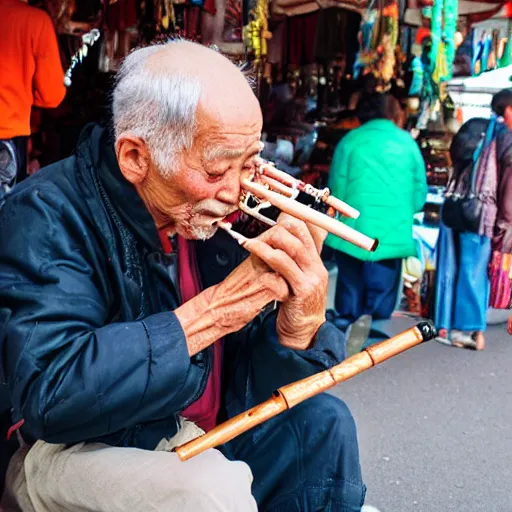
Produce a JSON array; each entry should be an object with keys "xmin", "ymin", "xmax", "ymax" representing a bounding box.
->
[
  {"xmin": 335, "ymin": 128, "xmax": 360, "ymax": 149},
  {"xmin": 1, "ymin": 157, "xmax": 83, "ymax": 241},
  {"xmin": 341, "ymin": 121, "xmax": 411, "ymax": 146}
]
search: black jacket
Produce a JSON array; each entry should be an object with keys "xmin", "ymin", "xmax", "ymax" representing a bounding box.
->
[{"xmin": 0, "ymin": 124, "xmax": 345, "ymax": 449}]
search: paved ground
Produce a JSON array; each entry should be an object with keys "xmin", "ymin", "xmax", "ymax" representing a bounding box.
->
[{"xmin": 331, "ymin": 323, "xmax": 512, "ymax": 512}]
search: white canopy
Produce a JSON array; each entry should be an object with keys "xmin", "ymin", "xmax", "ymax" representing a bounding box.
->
[
  {"xmin": 449, "ymin": 64, "xmax": 512, "ymax": 94},
  {"xmin": 448, "ymin": 65, "xmax": 512, "ymax": 121}
]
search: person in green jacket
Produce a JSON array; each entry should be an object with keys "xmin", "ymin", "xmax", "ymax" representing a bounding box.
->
[{"xmin": 326, "ymin": 93, "xmax": 427, "ymax": 325}]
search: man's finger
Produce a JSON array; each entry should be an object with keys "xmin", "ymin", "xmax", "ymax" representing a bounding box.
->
[
  {"xmin": 242, "ymin": 237, "xmax": 303, "ymax": 291},
  {"xmin": 264, "ymin": 225, "xmax": 313, "ymax": 272},
  {"xmin": 304, "ymin": 221, "xmax": 327, "ymax": 254},
  {"xmin": 277, "ymin": 213, "xmax": 326, "ymax": 258}
]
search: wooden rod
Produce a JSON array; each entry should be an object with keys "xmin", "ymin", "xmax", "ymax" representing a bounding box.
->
[
  {"xmin": 176, "ymin": 393, "xmax": 288, "ymax": 461},
  {"xmin": 175, "ymin": 321, "xmax": 436, "ymax": 461}
]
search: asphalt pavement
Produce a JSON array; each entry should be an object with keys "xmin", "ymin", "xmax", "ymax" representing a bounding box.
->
[{"xmin": 331, "ymin": 323, "xmax": 512, "ymax": 512}]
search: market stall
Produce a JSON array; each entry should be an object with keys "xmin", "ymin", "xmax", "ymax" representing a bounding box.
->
[{"xmin": 448, "ymin": 64, "xmax": 512, "ymax": 121}]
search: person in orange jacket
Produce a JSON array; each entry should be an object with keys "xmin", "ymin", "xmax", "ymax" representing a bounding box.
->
[{"xmin": 0, "ymin": 0, "xmax": 66, "ymax": 185}]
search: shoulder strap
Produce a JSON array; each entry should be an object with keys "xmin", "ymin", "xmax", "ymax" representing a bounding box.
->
[{"xmin": 470, "ymin": 115, "xmax": 498, "ymax": 191}]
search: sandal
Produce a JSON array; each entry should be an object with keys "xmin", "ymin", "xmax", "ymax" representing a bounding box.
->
[{"xmin": 451, "ymin": 331, "xmax": 477, "ymax": 350}]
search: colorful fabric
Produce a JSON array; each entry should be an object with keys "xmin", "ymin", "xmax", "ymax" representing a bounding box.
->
[
  {"xmin": 415, "ymin": 27, "xmax": 431, "ymax": 45},
  {"xmin": 409, "ymin": 56, "xmax": 424, "ymax": 96},
  {"xmin": 475, "ymin": 140, "xmax": 499, "ymax": 239},
  {"xmin": 489, "ymin": 251, "xmax": 512, "ymax": 309},
  {"xmin": 494, "ymin": 125, "xmax": 512, "ymax": 253},
  {"xmin": 432, "ymin": 40, "xmax": 448, "ymax": 84},
  {"xmin": 470, "ymin": 116, "xmax": 498, "ymax": 239},
  {"xmin": 427, "ymin": 0, "xmax": 458, "ymax": 84}
]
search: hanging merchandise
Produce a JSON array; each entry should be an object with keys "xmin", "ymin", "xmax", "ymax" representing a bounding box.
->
[
  {"xmin": 409, "ymin": 51, "xmax": 424, "ymax": 97},
  {"xmin": 352, "ymin": 0, "xmax": 399, "ymax": 86},
  {"xmin": 428, "ymin": 0, "xmax": 458, "ymax": 84},
  {"xmin": 161, "ymin": 0, "xmax": 175, "ymax": 31},
  {"xmin": 499, "ymin": 3, "xmax": 512, "ymax": 68},
  {"xmin": 64, "ymin": 29, "xmax": 101, "ymax": 87},
  {"xmin": 488, "ymin": 30, "xmax": 499, "ymax": 70},
  {"xmin": 415, "ymin": 0, "xmax": 457, "ymax": 129},
  {"xmin": 243, "ymin": 0, "xmax": 271, "ymax": 68},
  {"xmin": 473, "ymin": 32, "xmax": 493, "ymax": 75}
]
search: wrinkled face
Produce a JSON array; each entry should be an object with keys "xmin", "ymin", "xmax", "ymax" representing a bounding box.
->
[{"xmin": 145, "ymin": 106, "xmax": 263, "ymax": 240}]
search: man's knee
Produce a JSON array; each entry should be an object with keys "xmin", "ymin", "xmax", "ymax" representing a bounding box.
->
[
  {"xmin": 19, "ymin": 442, "xmax": 258, "ymax": 512},
  {"xmin": 288, "ymin": 394, "xmax": 362, "ymax": 479},
  {"xmin": 291, "ymin": 393, "xmax": 357, "ymax": 440},
  {"xmin": 155, "ymin": 449, "xmax": 258, "ymax": 511},
  {"xmin": 284, "ymin": 394, "xmax": 366, "ymax": 508}
]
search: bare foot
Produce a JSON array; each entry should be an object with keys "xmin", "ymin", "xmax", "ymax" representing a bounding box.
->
[
  {"xmin": 473, "ymin": 331, "xmax": 485, "ymax": 351},
  {"xmin": 438, "ymin": 328, "xmax": 448, "ymax": 339}
]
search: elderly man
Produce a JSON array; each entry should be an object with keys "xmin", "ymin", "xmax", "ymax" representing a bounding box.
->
[{"xmin": 0, "ymin": 41, "xmax": 367, "ymax": 511}]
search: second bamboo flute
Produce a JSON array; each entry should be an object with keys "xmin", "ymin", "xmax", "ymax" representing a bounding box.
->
[{"xmin": 176, "ymin": 321, "xmax": 436, "ymax": 461}]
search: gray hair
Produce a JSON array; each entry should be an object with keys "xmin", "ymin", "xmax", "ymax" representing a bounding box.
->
[{"xmin": 112, "ymin": 42, "xmax": 202, "ymax": 176}]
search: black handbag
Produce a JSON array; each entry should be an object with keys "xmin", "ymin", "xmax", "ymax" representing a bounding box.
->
[{"xmin": 441, "ymin": 161, "xmax": 482, "ymax": 233}]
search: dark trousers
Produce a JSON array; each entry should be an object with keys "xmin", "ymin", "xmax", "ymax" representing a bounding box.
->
[
  {"xmin": 11, "ymin": 136, "xmax": 28, "ymax": 182},
  {"xmin": 334, "ymin": 251, "xmax": 402, "ymax": 323},
  {"xmin": 223, "ymin": 394, "xmax": 366, "ymax": 511}
]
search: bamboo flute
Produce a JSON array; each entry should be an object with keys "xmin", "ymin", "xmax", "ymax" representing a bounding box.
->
[
  {"xmin": 241, "ymin": 179, "xmax": 378, "ymax": 252},
  {"xmin": 176, "ymin": 321, "xmax": 437, "ymax": 461},
  {"xmin": 256, "ymin": 162, "xmax": 360, "ymax": 220}
]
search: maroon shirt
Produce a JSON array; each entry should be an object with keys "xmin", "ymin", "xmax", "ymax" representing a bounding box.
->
[{"xmin": 159, "ymin": 231, "xmax": 223, "ymax": 433}]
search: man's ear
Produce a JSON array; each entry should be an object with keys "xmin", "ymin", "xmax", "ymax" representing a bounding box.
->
[{"xmin": 116, "ymin": 135, "xmax": 150, "ymax": 184}]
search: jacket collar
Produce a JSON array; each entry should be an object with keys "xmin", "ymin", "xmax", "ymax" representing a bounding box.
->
[
  {"xmin": 77, "ymin": 123, "xmax": 162, "ymax": 252},
  {"xmin": 362, "ymin": 119, "xmax": 397, "ymax": 130}
]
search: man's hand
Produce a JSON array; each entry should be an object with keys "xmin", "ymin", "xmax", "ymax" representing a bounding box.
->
[
  {"xmin": 242, "ymin": 214, "xmax": 328, "ymax": 350},
  {"xmin": 175, "ymin": 252, "xmax": 289, "ymax": 356}
]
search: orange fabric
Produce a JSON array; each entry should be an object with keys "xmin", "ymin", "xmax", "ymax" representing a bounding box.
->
[
  {"xmin": 382, "ymin": 2, "xmax": 398, "ymax": 17},
  {"xmin": 0, "ymin": 0, "xmax": 66, "ymax": 139},
  {"xmin": 415, "ymin": 27, "xmax": 431, "ymax": 45}
]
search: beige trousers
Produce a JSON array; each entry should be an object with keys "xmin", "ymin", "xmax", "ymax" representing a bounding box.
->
[{"xmin": 1, "ymin": 421, "xmax": 257, "ymax": 512}]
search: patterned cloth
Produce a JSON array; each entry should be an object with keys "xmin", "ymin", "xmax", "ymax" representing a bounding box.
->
[
  {"xmin": 489, "ymin": 250, "xmax": 512, "ymax": 309},
  {"xmin": 474, "ymin": 116, "xmax": 499, "ymax": 239}
]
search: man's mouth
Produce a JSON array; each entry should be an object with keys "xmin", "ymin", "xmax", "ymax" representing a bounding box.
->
[{"xmin": 199, "ymin": 210, "xmax": 237, "ymax": 224}]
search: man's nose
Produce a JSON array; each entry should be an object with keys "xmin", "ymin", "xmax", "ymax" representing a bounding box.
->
[{"xmin": 216, "ymin": 171, "xmax": 242, "ymax": 206}]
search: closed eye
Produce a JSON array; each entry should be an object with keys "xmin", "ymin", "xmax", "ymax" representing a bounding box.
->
[{"xmin": 206, "ymin": 172, "xmax": 225, "ymax": 183}]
